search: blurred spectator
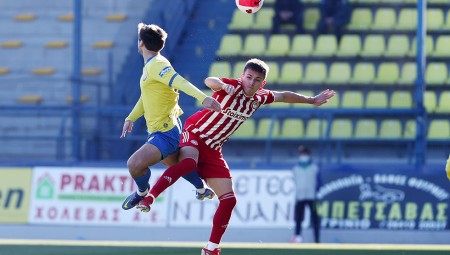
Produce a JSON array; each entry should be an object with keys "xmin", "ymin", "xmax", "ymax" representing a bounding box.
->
[
  {"xmin": 271, "ymin": 0, "xmax": 304, "ymax": 34},
  {"xmin": 316, "ymin": 0, "xmax": 351, "ymax": 41},
  {"xmin": 291, "ymin": 145, "xmax": 321, "ymax": 243}
]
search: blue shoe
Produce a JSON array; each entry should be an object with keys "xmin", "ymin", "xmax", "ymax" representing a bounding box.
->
[
  {"xmin": 196, "ymin": 188, "xmax": 215, "ymax": 200},
  {"xmin": 122, "ymin": 189, "xmax": 147, "ymax": 210}
]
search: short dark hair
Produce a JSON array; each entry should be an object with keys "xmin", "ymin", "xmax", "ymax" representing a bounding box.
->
[
  {"xmin": 244, "ymin": 58, "xmax": 269, "ymax": 80},
  {"xmin": 298, "ymin": 145, "xmax": 311, "ymax": 155},
  {"xmin": 137, "ymin": 23, "xmax": 167, "ymax": 52}
]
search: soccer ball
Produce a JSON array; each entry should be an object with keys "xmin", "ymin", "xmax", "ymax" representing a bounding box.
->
[{"xmin": 236, "ymin": 0, "xmax": 264, "ymax": 14}]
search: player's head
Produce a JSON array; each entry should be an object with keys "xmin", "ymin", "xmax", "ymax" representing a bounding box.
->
[
  {"xmin": 137, "ymin": 23, "xmax": 167, "ymax": 55},
  {"xmin": 240, "ymin": 58, "xmax": 269, "ymax": 96},
  {"xmin": 298, "ymin": 145, "xmax": 312, "ymax": 165}
]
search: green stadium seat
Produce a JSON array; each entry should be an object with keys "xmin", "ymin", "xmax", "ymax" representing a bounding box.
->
[
  {"xmin": 398, "ymin": 63, "xmax": 416, "ymax": 85},
  {"xmin": 360, "ymin": 35, "xmax": 385, "ymax": 57},
  {"xmin": 347, "ymin": 8, "xmax": 373, "ymax": 30},
  {"xmin": 390, "ymin": 91, "xmax": 412, "ymax": 108},
  {"xmin": 216, "ymin": 35, "xmax": 242, "ymax": 56},
  {"xmin": 379, "ymin": 120, "xmax": 402, "ymax": 139},
  {"xmin": 436, "ymin": 91, "xmax": 450, "ymax": 113},
  {"xmin": 336, "ymin": 35, "xmax": 361, "ymax": 57},
  {"xmin": 256, "ymin": 118, "xmax": 280, "ymax": 138},
  {"xmin": 232, "ymin": 119, "xmax": 255, "ymax": 138},
  {"xmin": 428, "ymin": 120, "xmax": 450, "ymax": 139},
  {"xmin": 233, "ymin": 61, "xmax": 246, "ymax": 78},
  {"xmin": 305, "ymin": 118, "xmax": 327, "ymax": 138},
  {"xmin": 240, "ymin": 35, "xmax": 266, "ymax": 56},
  {"xmin": 341, "ymin": 91, "xmax": 364, "ymax": 108},
  {"xmin": 265, "ymin": 34, "xmax": 290, "ymax": 57},
  {"xmin": 396, "ymin": 9, "xmax": 417, "ymax": 30},
  {"xmin": 365, "ymin": 91, "xmax": 388, "ymax": 108},
  {"xmin": 279, "ymin": 62, "xmax": 303, "ymax": 84},
  {"xmin": 424, "ymin": 91, "xmax": 437, "ymax": 113},
  {"xmin": 371, "ymin": 8, "xmax": 396, "ymax": 30},
  {"xmin": 269, "ymin": 102, "xmax": 289, "ymax": 108},
  {"xmin": 303, "ymin": 62, "xmax": 327, "ymax": 84},
  {"xmin": 228, "ymin": 10, "xmax": 253, "ymax": 30},
  {"xmin": 350, "ymin": 62, "xmax": 375, "ymax": 84},
  {"xmin": 374, "ymin": 62, "xmax": 399, "ymax": 84},
  {"xmin": 280, "ymin": 119, "xmax": 304, "ymax": 138},
  {"xmin": 425, "ymin": 62, "xmax": 448, "ymax": 85},
  {"xmin": 326, "ymin": 62, "xmax": 351, "ymax": 84},
  {"xmin": 208, "ymin": 62, "xmax": 231, "ymax": 77},
  {"xmin": 288, "ymin": 35, "xmax": 313, "ymax": 57},
  {"xmin": 331, "ymin": 119, "xmax": 353, "ymax": 138},
  {"xmin": 312, "ymin": 35, "xmax": 337, "ymax": 56},
  {"xmin": 304, "ymin": 8, "xmax": 320, "ymax": 30},
  {"xmin": 409, "ymin": 36, "xmax": 433, "ymax": 57},
  {"xmin": 427, "ymin": 9, "xmax": 444, "ymax": 30},
  {"xmin": 266, "ymin": 61, "xmax": 280, "ymax": 85},
  {"xmin": 252, "ymin": 8, "xmax": 275, "ymax": 30},
  {"xmin": 385, "ymin": 35, "xmax": 409, "ymax": 57},
  {"xmin": 403, "ymin": 120, "xmax": 416, "ymax": 139},
  {"xmin": 354, "ymin": 119, "xmax": 377, "ymax": 138},
  {"xmin": 432, "ymin": 36, "xmax": 450, "ymax": 57}
]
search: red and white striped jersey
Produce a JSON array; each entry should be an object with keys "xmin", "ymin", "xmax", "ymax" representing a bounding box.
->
[{"xmin": 185, "ymin": 78, "xmax": 275, "ymax": 150}]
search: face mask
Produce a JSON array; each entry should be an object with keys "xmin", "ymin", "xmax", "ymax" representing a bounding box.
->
[{"xmin": 298, "ymin": 155, "xmax": 311, "ymax": 165}]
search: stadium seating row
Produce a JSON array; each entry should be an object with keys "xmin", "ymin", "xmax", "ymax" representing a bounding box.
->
[
  {"xmin": 229, "ymin": 7, "xmax": 450, "ymax": 31},
  {"xmin": 0, "ymin": 40, "xmax": 115, "ymax": 49},
  {"xmin": 265, "ymin": 0, "xmax": 449, "ymax": 4},
  {"xmin": 231, "ymin": 118, "xmax": 449, "ymax": 140},
  {"xmin": 9, "ymin": 13, "xmax": 128, "ymax": 22},
  {"xmin": 216, "ymin": 34, "xmax": 449, "ymax": 57},
  {"xmin": 209, "ymin": 61, "xmax": 450, "ymax": 85}
]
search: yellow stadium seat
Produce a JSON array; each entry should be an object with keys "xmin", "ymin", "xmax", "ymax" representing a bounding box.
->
[
  {"xmin": 82, "ymin": 68, "xmax": 102, "ymax": 75},
  {"xmin": 427, "ymin": 9, "xmax": 444, "ymax": 30},
  {"xmin": 279, "ymin": 62, "xmax": 303, "ymax": 84},
  {"xmin": 105, "ymin": 14, "xmax": 127, "ymax": 22},
  {"xmin": 403, "ymin": 120, "xmax": 416, "ymax": 139},
  {"xmin": 45, "ymin": 41, "xmax": 68, "ymax": 48},
  {"xmin": 228, "ymin": 10, "xmax": 253, "ymax": 30},
  {"xmin": 304, "ymin": 8, "xmax": 320, "ymax": 30},
  {"xmin": 58, "ymin": 14, "xmax": 73, "ymax": 22},
  {"xmin": 0, "ymin": 67, "xmax": 10, "ymax": 75},
  {"xmin": 303, "ymin": 62, "xmax": 326, "ymax": 84},
  {"xmin": 233, "ymin": 61, "xmax": 246, "ymax": 78},
  {"xmin": 232, "ymin": 119, "xmax": 255, "ymax": 138},
  {"xmin": 374, "ymin": 62, "xmax": 399, "ymax": 84},
  {"xmin": 425, "ymin": 62, "xmax": 448, "ymax": 85},
  {"xmin": 398, "ymin": 63, "xmax": 416, "ymax": 85},
  {"xmin": 216, "ymin": 34, "xmax": 242, "ymax": 56},
  {"xmin": 424, "ymin": 91, "xmax": 437, "ymax": 113},
  {"xmin": 288, "ymin": 35, "xmax": 313, "ymax": 57},
  {"xmin": 256, "ymin": 118, "xmax": 280, "ymax": 138},
  {"xmin": 371, "ymin": 8, "xmax": 396, "ymax": 30},
  {"xmin": 265, "ymin": 61, "xmax": 280, "ymax": 85},
  {"xmin": 409, "ymin": 36, "xmax": 433, "ymax": 57},
  {"xmin": 319, "ymin": 93, "xmax": 340, "ymax": 108},
  {"xmin": 436, "ymin": 91, "xmax": 450, "ymax": 113},
  {"xmin": 265, "ymin": 34, "xmax": 290, "ymax": 57},
  {"xmin": 365, "ymin": 91, "xmax": 388, "ymax": 108},
  {"xmin": 312, "ymin": 35, "xmax": 337, "ymax": 57},
  {"xmin": 354, "ymin": 119, "xmax": 377, "ymax": 138},
  {"xmin": 240, "ymin": 35, "xmax": 266, "ymax": 56},
  {"xmin": 347, "ymin": 8, "xmax": 372, "ymax": 30},
  {"xmin": 326, "ymin": 62, "xmax": 351, "ymax": 84},
  {"xmin": 390, "ymin": 91, "xmax": 412, "ymax": 108},
  {"xmin": 252, "ymin": 8, "xmax": 274, "ymax": 30},
  {"xmin": 208, "ymin": 62, "xmax": 231, "ymax": 77},
  {"xmin": 379, "ymin": 120, "xmax": 402, "ymax": 139},
  {"xmin": 92, "ymin": 41, "xmax": 114, "ymax": 48},
  {"xmin": 428, "ymin": 120, "xmax": 450, "ymax": 139},
  {"xmin": 432, "ymin": 36, "xmax": 450, "ymax": 57},
  {"xmin": 14, "ymin": 13, "xmax": 37, "ymax": 21},
  {"xmin": 360, "ymin": 35, "xmax": 385, "ymax": 57},
  {"xmin": 66, "ymin": 95, "xmax": 89, "ymax": 104},
  {"xmin": 269, "ymin": 102, "xmax": 289, "ymax": 108},
  {"xmin": 342, "ymin": 91, "xmax": 364, "ymax": 108},
  {"xmin": 336, "ymin": 35, "xmax": 361, "ymax": 57},
  {"xmin": 305, "ymin": 118, "xmax": 327, "ymax": 138},
  {"xmin": 350, "ymin": 62, "xmax": 375, "ymax": 84},
  {"xmin": 280, "ymin": 119, "xmax": 304, "ymax": 138},
  {"xmin": 17, "ymin": 95, "xmax": 42, "ymax": 104},
  {"xmin": 385, "ymin": 35, "xmax": 409, "ymax": 57},
  {"xmin": 396, "ymin": 9, "xmax": 416, "ymax": 30},
  {"xmin": 331, "ymin": 119, "xmax": 353, "ymax": 138},
  {"xmin": 1, "ymin": 41, "xmax": 23, "ymax": 48},
  {"xmin": 32, "ymin": 67, "xmax": 55, "ymax": 75}
]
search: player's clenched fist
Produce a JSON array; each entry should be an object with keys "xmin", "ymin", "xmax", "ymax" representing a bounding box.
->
[{"xmin": 202, "ymin": 96, "xmax": 222, "ymax": 112}]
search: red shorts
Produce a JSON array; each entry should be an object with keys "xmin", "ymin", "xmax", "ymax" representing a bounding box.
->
[{"xmin": 179, "ymin": 129, "xmax": 231, "ymax": 179}]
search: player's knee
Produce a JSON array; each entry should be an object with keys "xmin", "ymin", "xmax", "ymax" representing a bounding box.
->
[
  {"xmin": 127, "ymin": 157, "xmax": 144, "ymax": 176},
  {"xmin": 220, "ymin": 192, "xmax": 237, "ymax": 209}
]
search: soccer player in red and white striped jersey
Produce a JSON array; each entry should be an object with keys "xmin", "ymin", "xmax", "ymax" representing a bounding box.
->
[{"xmin": 137, "ymin": 58, "xmax": 335, "ymax": 255}]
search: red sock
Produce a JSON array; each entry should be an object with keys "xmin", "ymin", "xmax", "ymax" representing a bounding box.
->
[
  {"xmin": 148, "ymin": 158, "xmax": 197, "ymax": 201},
  {"xmin": 209, "ymin": 192, "xmax": 237, "ymax": 244}
]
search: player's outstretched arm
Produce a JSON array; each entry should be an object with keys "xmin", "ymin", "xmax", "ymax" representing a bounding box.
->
[
  {"xmin": 171, "ymin": 76, "xmax": 221, "ymax": 112},
  {"xmin": 204, "ymin": 77, "xmax": 236, "ymax": 95},
  {"xmin": 273, "ymin": 89, "xmax": 336, "ymax": 106}
]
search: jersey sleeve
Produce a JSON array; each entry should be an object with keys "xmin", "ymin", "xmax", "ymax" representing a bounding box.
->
[
  {"xmin": 126, "ymin": 96, "xmax": 144, "ymax": 122},
  {"xmin": 220, "ymin": 78, "xmax": 238, "ymax": 88},
  {"xmin": 262, "ymin": 90, "xmax": 275, "ymax": 105}
]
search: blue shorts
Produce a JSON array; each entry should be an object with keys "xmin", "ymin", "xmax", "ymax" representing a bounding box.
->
[{"xmin": 146, "ymin": 118, "xmax": 182, "ymax": 159}]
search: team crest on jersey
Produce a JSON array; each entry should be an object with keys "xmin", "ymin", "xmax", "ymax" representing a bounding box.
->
[
  {"xmin": 159, "ymin": 66, "xmax": 172, "ymax": 77},
  {"xmin": 141, "ymin": 70, "xmax": 148, "ymax": 81},
  {"xmin": 251, "ymin": 100, "xmax": 260, "ymax": 109},
  {"xmin": 163, "ymin": 123, "xmax": 168, "ymax": 128},
  {"xmin": 191, "ymin": 140, "xmax": 198, "ymax": 145}
]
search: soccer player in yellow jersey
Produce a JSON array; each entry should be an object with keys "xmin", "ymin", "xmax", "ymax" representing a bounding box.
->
[
  {"xmin": 446, "ymin": 155, "xmax": 450, "ymax": 180},
  {"xmin": 120, "ymin": 23, "xmax": 221, "ymax": 210}
]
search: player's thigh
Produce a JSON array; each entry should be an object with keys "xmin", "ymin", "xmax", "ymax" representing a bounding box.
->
[
  {"xmin": 205, "ymin": 178, "xmax": 233, "ymax": 197},
  {"xmin": 161, "ymin": 150, "xmax": 179, "ymax": 167},
  {"xmin": 179, "ymin": 146, "xmax": 200, "ymax": 163},
  {"xmin": 128, "ymin": 143, "xmax": 162, "ymax": 169}
]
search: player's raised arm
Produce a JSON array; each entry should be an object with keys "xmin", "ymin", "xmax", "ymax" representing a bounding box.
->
[
  {"xmin": 273, "ymin": 89, "xmax": 336, "ymax": 106},
  {"xmin": 171, "ymin": 76, "xmax": 221, "ymax": 112},
  {"xmin": 204, "ymin": 77, "xmax": 236, "ymax": 95}
]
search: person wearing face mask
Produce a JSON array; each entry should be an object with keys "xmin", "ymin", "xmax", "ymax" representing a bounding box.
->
[{"xmin": 291, "ymin": 145, "xmax": 321, "ymax": 243}]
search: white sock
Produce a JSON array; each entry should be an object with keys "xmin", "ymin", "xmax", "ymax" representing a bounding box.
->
[
  {"xmin": 197, "ymin": 187, "xmax": 206, "ymax": 194},
  {"xmin": 206, "ymin": 241, "xmax": 219, "ymax": 251},
  {"xmin": 137, "ymin": 188, "xmax": 148, "ymax": 197}
]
